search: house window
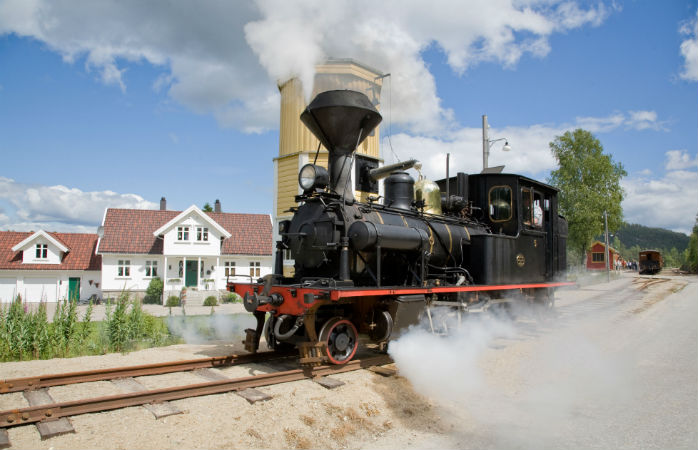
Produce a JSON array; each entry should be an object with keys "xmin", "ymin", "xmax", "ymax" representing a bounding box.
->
[
  {"xmin": 196, "ymin": 227, "xmax": 209, "ymax": 241},
  {"xmin": 35, "ymin": 244, "xmax": 48, "ymax": 259},
  {"xmin": 283, "ymin": 248, "xmax": 293, "ymax": 261},
  {"xmin": 178, "ymin": 261, "xmax": 183, "ymax": 277},
  {"xmin": 118, "ymin": 260, "xmax": 131, "ymax": 277},
  {"xmin": 249, "ymin": 261, "xmax": 261, "ymax": 277},
  {"xmin": 177, "ymin": 226, "xmax": 189, "ymax": 241},
  {"xmin": 225, "ymin": 261, "xmax": 236, "ymax": 276},
  {"xmin": 145, "ymin": 260, "xmax": 158, "ymax": 277},
  {"xmin": 592, "ymin": 252, "xmax": 605, "ymax": 263}
]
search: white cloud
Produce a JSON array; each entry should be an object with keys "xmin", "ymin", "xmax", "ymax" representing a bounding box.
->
[
  {"xmin": 384, "ymin": 122, "xmax": 560, "ymax": 179},
  {"xmin": 0, "ymin": 177, "xmax": 157, "ymax": 232},
  {"xmin": 665, "ymin": 149, "xmax": 698, "ymax": 171},
  {"xmin": 576, "ymin": 110, "xmax": 666, "ymax": 133},
  {"xmin": 621, "ymin": 152, "xmax": 698, "ymax": 234},
  {"xmin": 382, "ymin": 109, "xmax": 670, "ymax": 180},
  {"xmin": 0, "ymin": 0, "xmax": 611, "ymax": 134},
  {"xmin": 679, "ymin": 9, "xmax": 698, "ymax": 82}
]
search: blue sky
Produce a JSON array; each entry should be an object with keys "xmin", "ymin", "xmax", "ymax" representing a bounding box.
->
[{"xmin": 1, "ymin": 0, "xmax": 697, "ymax": 234}]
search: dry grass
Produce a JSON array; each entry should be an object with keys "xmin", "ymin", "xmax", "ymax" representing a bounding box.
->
[
  {"xmin": 245, "ymin": 428, "xmax": 263, "ymax": 440},
  {"xmin": 360, "ymin": 402, "xmax": 380, "ymax": 417},
  {"xmin": 300, "ymin": 415, "xmax": 315, "ymax": 426},
  {"xmin": 284, "ymin": 428, "xmax": 312, "ymax": 449}
]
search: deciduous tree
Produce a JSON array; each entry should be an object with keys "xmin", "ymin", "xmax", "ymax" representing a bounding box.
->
[{"xmin": 548, "ymin": 129, "xmax": 627, "ymax": 266}]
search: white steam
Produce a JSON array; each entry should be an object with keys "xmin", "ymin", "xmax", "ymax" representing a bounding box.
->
[
  {"xmin": 388, "ymin": 302, "xmax": 633, "ymax": 448},
  {"xmin": 166, "ymin": 313, "xmax": 255, "ymax": 345},
  {"xmin": 389, "ymin": 307, "xmax": 516, "ymax": 398}
]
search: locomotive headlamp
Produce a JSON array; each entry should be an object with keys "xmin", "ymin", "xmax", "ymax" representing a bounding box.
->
[{"xmin": 299, "ymin": 164, "xmax": 329, "ymax": 192}]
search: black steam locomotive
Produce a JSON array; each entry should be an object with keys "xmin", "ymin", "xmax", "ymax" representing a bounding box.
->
[{"xmin": 229, "ymin": 90, "xmax": 570, "ymax": 365}]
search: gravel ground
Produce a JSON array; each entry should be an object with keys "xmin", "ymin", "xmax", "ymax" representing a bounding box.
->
[{"xmin": 1, "ymin": 271, "xmax": 696, "ymax": 450}]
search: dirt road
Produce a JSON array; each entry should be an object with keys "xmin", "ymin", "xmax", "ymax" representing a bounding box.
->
[{"xmin": 1, "ymin": 272, "xmax": 696, "ymax": 449}]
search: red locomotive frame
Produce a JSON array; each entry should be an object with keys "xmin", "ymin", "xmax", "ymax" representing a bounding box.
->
[{"xmin": 229, "ymin": 280, "xmax": 575, "ymax": 317}]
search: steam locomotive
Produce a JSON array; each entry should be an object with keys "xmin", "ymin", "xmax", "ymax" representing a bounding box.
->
[{"xmin": 228, "ymin": 90, "xmax": 571, "ymax": 365}]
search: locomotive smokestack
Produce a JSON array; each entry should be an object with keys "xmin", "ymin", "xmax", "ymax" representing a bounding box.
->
[{"xmin": 300, "ymin": 90, "xmax": 382, "ymax": 202}]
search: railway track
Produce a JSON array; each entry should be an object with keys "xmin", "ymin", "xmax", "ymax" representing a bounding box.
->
[
  {"xmin": 0, "ymin": 349, "xmax": 295, "ymax": 394},
  {"xmin": 0, "ymin": 354, "xmax": 393, "ymax": 430}
]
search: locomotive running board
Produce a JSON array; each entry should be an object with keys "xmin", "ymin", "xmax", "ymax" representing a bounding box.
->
[{"xmin": 326, "ymin": 281, "xmax": 575, "ymax": 300}]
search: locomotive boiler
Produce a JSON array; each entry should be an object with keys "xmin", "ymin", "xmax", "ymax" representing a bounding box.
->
[{"xmin": 229, "ymin": 89, "xmax": 571, "ymax": 365}]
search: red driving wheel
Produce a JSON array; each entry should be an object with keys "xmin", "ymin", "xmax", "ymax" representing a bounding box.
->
[{"xmin": 318, "ymin": 317, "xmax": 359, "ymax": 364}]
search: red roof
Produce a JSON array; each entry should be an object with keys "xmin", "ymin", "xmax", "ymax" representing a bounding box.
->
[
  {"xmin": 98, "ymin": 209, "xmax": 272, "ymax": 256},
  {"xmin": 0, "ymin": 231, "xmax": 101, "ymax": 271}
]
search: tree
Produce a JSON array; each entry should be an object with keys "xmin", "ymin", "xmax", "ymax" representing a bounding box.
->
[
  {"xmin": 202, "ymin": 202, "xmax": 213, "ymax": 212},
  {"xmin": 684, "ymin": 212, "xmax": 698, "ymax": 273},
  {"xmin": 548, "ymin": 129, "xmax": 627, "ymax": 266}
]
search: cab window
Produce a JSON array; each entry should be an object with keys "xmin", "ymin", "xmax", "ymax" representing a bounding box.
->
[
  {"xmin": 489, "ymin": 186, "xmax": 512, "ymax": 222},
  {"xmin": 533, "ymin": 192, "xmax": 544, "ymax": 228},
  {"xmin": 521, "ymin": 188, "xmax": 533, "ymax": 226}
]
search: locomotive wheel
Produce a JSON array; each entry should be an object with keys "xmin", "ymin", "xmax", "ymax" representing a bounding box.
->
[
  {"xmin": 318, "ymin": 317, "xmax": 359, "ymax": 364},
  {"xmin": 368, "ymin": 310, "xmax": 393, "ymax": 342}
]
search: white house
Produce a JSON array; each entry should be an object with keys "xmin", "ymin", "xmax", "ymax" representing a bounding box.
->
[
  {"xmin": 0, "ymin": 230, "xmax": 102, "ymax": 303},
  {"xmin": 96, "ymin": 201, "xmax": 273, "ymax": 301}
]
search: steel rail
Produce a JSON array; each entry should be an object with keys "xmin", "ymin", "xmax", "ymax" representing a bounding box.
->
[
  {"xmin": 0, "ymin": 350, "xmax": 296, "ymax": 394},
  {"xmin": 0, "ymin": 354, "xmax": 392, "ymax": 428}
]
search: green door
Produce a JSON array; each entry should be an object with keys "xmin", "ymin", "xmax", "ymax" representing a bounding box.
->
[
  {"xmin": 185, "ymin": 261, "xmax": 198, "ymax": 287},
  {"xmin": 68, "ymin": 277, "xmax": 80, "ymax": 302}
]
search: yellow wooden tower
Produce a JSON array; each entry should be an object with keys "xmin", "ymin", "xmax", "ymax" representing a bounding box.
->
[{"xmin": 273, "ymin": 59, "xmax": 385, "ymax": 274}]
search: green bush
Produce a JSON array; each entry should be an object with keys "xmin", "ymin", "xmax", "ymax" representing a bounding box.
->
[
  {"xmin": 222, "ymin": 292, "xmax": 242, "ymax": 303},
  {"xmin": 143, "ymin": 278, "xmax": 164, "ymax": 304},
  {"xmin": 203, "ymin": 296, "xmax": 218, "ymax": 307},
  {"xmin": 166, "ymin": 295, "xmax": 181, "ymax": 307}
]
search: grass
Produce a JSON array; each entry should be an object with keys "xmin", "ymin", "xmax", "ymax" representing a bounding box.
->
[
  {"xmin": 1, "ymin": 292, "xmax": 257, "ymax": 362},
  {"xmin": 0, "ymin": 293, "xmax": 178, "ymax": 362}
]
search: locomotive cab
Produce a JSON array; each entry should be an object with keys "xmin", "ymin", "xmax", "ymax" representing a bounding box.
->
[{"xmin": 438, "ymin": 173, "xmax": 568, "ymax": 285}]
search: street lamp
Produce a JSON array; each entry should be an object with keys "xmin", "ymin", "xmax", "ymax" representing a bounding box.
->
[{"xmin": 482, "ymin": 114, "xmax": 511, "ymax": 172}]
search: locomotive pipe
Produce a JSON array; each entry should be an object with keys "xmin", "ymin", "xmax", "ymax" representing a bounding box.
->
[
  {"xmin": 348, "ymin": 221, "xmax": 429, "ymax": 251},
  {"xmin": 369, "ymin": 159, "xmax": 419, "ymax": 181},
  {"xmin": 274, "ymin": 315, "xmax": 301, "ymax": 340}
]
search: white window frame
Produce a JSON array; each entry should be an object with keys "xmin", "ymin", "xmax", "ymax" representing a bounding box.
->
[
  {"xmin": 249, "ymin": 261, "xmax": 261, "ymax": 277},
  {"xmin": 35, "ymin": 244, "xmax": 48, "ymax": 259},
  {"xmin": 117, "ymin": 259, "xmax": 131, "ymax": 277},
  {"xmin": 225, "ymin": 261, "xmax": 236, "ymax": 277},
  {"xmin": 177, "ymin": 226, "xmax": 190, "ymax": 241},
  {"xmin": 145, "ymin": 260, "xmax": 158, "ymax": 277},
  {"xmin": 196, "ymin": 227, "xmax": 209, "ymax": 242}
]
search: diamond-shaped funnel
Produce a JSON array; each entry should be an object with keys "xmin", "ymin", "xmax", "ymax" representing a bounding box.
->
[{"xmin": 301, "ymin": 90, "xmax": 382, "ymax": 155}]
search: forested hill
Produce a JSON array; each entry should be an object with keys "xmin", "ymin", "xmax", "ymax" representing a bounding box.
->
[{"xmin": 615, "ymin": 223, "xmax": 690, "ymax": 252}]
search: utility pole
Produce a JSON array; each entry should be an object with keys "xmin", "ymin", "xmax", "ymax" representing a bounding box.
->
[
  {"xmin": 482, "ymin": 114, "xmax": 489, "ymax": 171},
  {"xmin": 604, "ymin": 210, "xmax": 610, "ymax": 283}
]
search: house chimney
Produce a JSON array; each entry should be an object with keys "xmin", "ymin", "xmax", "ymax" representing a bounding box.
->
[
  {"xmin": 160, "ymin": 197, "xmax": 166, "ymax": 211},
  {"xmin": 214, "ymin": 199, "xmax": 221, "ymax": 213}
]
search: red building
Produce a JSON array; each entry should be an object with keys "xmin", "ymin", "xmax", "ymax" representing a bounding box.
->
[{"xmin": 586, "ymin": 240, "xmax": 620, "ymax": 270}]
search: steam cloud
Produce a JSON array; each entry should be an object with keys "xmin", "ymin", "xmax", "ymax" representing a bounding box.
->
[
  {"xmin": 388, "ymin": 302, "xmax": 632, "ymax": 448},
  {"xmin": 166, "ymin": 312, "xmax": 255, "ymax": 345}
]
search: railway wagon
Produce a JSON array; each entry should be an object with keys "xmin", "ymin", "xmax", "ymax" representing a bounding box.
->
[
  {"xmin": 228, "ymin": 89, "xmax": 572, "ymax": 366},
  {"xmin": 639, "ymin": 250, "xmax": 663, "ymax": 275}
]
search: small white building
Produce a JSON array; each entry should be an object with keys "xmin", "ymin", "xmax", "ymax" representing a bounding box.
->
[
  {"xmin": 0, "ymin": 230, "xmax": 102, "ymax": 303},
  {"xmin": 96, "ymin": 202, "xmax": 273, "ymax": 301}
]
